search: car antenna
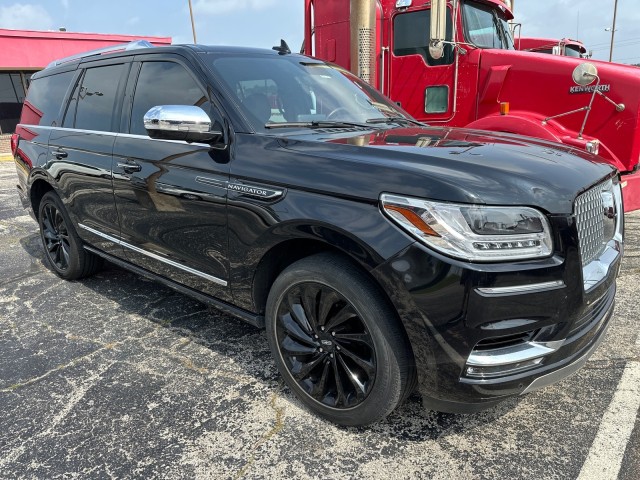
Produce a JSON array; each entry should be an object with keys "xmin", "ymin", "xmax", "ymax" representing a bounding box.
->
[{"xmin": 272, "ymin": 39, "xmax": 291, "ymax": 55}]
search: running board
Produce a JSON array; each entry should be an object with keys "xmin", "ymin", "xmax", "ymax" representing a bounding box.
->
[{"xmin": 84, "ymin": 245, "xmax": 265, "ymax": 329}]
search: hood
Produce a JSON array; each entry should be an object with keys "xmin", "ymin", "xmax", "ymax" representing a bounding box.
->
[
  {"xmin": 478, "ymin": 49, "xmax": 640, "ymax": 172},
  {"xmin": 277, "ymin": 126, "xmax": 615, "ymax": 214}
]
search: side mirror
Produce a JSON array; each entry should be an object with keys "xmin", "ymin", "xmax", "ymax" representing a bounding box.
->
[
  {"xmin": 552, "ymin": 46, "xmax": 562, "ymax": 56},
  {"xmin": 572, "ymin": 62, "xmax": 598, "ymax": 86},
  {"xmin": 143, "ymin": 105, "xmax": 222, "ymax": 143},
  {"xmin": 429, "ymin": 0, "xmax": 447, "ymax": 60}
]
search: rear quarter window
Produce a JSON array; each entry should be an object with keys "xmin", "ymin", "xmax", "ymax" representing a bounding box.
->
[{"xmin": 20, "ymin": 71, "xmax": 75, "ymax": 127}]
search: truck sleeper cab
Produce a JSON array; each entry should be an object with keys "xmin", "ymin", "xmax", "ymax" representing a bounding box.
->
[{"xmin": 13, "ymin": 42, "xmax": 623, "ymax": 426}]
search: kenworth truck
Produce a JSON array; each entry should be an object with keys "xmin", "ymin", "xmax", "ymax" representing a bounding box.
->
[
  {"xmin": 516, "ymin": 38, "xmax": 589, "ymax": 58},
  {"xmin": 303, "ymin": 0, "xmax": 640, "ymax": 211}
]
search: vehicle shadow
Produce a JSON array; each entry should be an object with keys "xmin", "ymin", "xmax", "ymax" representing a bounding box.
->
[{"xmin": 19, "ymin": 232, "xmax": 521, "ymax": 442}]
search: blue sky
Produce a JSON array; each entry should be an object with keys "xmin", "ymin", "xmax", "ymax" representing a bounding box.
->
[{"xmin": 0, "ymin": 0, "xmax": 638, "ymax": 64}]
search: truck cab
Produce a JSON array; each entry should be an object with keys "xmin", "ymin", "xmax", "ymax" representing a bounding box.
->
[
  {"xmin": 516, "ymin": 37, "xmax": 590, "ymax": 58},
  {"xmin": 304, "ymin": 0, "xmax": 640, "ymax": 211}
]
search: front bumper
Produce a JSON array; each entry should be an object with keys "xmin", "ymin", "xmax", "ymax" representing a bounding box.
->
[{"xmin": 372, "ymin": 214, "xmax": 621, "ymax": 414}]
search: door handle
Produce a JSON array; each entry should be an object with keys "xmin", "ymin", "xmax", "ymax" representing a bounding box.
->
[
  {"xmin": 53, "ymin": 148, "xmax": 68, "ymax": 159},
  {"xmin": 117, "ymin": 162, "xmax": 142, "ymax": 174}
]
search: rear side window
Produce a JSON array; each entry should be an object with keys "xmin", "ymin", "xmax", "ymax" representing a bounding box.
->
[
  {"xmin": 129, "ymin": 61, "xmax": 208, "ymax": 136},
  {"xmin": 64, "ymin": 64, "xmax": 124, "ymax": 132},
  {"xmin": 20, "ymin": 71, "xmax": 74, "ymax": 127}
]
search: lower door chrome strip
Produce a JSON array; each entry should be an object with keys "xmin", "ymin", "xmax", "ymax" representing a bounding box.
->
[{"xmin": 79, "ymin": 224, "xmax": 228, "ymax": 287}]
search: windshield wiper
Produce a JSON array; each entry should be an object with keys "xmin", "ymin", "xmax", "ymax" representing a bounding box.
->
[
  {"xmin": 366, "ymin": 116, "xmax": 426, "ymax": 127},
  {"xmin": 265, "ymin": 120, "xmax": 374, "ymax": 130}
]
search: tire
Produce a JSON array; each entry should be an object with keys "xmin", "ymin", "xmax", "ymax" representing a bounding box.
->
[
  {"xmin": 265, "ymin": 253, "xmax": 415, "ymax": 426},
  {"xmin": 38, "ymin": 191, "xmax": 102, "ymax": 280}
]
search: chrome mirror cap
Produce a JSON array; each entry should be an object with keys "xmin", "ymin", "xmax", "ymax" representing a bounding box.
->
[{"xmin": 144, "ymin": 105, "xmax": 215, "ymax": 134}]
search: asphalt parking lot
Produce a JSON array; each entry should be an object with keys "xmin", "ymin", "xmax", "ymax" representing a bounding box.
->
[{"xmin": 0, "ymin": 160, "xmax": 638, "ymax": 479}]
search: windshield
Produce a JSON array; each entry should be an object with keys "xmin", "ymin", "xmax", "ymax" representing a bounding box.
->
[
  {"xmin": 565, "ymin": 45, "xmax": 583, "ymax": 58},
  {"xmin": 204, "ymin": 54, "xmax": 412, "ymax": 131},
  {"xmin": 463, "ymin": 0, "xmax": 514, "ymax": 50}
]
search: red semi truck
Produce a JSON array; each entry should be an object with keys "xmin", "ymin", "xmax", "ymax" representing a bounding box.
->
[
  {"xmin": 304, "ymin": 0, "xmax": 640, "ymax": 211},
  {"xmin": 516, "ymin": 37, "xmax": 589, "ymax": 58}
]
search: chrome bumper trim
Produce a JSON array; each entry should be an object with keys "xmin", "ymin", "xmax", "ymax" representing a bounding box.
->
[
  {"xmin": 467, "ymin": 340, "xmax": 564, "ymax": 368},
  {"xmin": 521, "ymin": 306, "xmax": 613, "ymax": 395},
  {"xmin": 583, "ymin": 242, "xmax": 621, "ymax": 293},
  {"xmin": 476, "ymin": 280, "xmax": 565, "ymax": 297}
]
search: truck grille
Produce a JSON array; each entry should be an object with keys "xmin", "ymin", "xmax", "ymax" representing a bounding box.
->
[{"xmin": 574, "ymin": 179, "xmax": 616, "ymax": 267}]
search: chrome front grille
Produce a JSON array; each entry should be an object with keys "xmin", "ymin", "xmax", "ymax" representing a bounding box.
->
[{"xmin": 574, "ymin": 179, "xmax": 617, "ymax": 267}]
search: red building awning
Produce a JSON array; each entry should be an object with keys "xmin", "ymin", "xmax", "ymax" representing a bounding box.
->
[{"xmin": 0, "ymin": 28, "xmax": 172, "ymax": 70}]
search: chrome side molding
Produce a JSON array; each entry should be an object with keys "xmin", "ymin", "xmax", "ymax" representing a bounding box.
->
[{"xmin": 78, "ymin": 224, "xmax": 228, "ymax": 287}]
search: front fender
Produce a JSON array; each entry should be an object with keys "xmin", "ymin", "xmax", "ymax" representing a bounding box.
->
[
  {"xmin": 466, "ymin": 112, "xmax": 562, "ymax": 142},
  {"xmin": 466, "ymin": 113, "xmax": 627, "ymax": 171}
]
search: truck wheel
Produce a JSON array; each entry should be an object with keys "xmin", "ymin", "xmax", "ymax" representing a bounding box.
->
[
  {"xmin": 38, "ymin": 191, "xmax": 102, "ymax": 280},
  {"xmin": 265, "ymin": 253, "xmax": 415, "ymax": 426}
]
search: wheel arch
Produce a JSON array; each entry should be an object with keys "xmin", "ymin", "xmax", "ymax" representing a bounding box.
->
[
  {"xmin": 29, "ymin": 176, "xmax": 57, "ymax": 220},
  {"xmin": 250, "ymin": 223, "xmax": 400, "ymax": 321}
]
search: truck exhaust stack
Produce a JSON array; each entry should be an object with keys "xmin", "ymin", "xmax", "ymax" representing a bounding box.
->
[{"xmin": 350, "ymin": 0, "xmax": 376, "ymax": 85}]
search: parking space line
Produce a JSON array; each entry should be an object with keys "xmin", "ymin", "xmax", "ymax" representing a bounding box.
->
[{"xmin": 578, "ymin": 335, "xmax": 640, "ymax": 480}]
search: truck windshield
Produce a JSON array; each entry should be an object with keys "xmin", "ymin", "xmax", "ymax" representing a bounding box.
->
[
  {"xmin": 463, "ymin": 0, "xmax": 514, "ymax": 50},
  {"xmin": 204, "ymin": 54, "xmax": 413, "ymax": 131},
  {"xmin": 565, "ymin": 45, "xmax": 584, "ymax": 58}
]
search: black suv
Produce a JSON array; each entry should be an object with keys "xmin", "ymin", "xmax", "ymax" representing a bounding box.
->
[{"xmin": 12, "ymin": 42, "xmax": 623, "ymax": 426}]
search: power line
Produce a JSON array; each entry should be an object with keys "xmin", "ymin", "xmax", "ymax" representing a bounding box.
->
[
  {"xmin": 589, "ymin": 36, "xmax": 640, "ymax": 48},
  {"xmin": 592, "ymin": 41, "xmax": 640, "ymax": 52},
  {"xmin": 612, "ymin": 55, "xmax": 640, "ymax": 62},
  {"xmin": 591, "ymin": 38, "xmax": 640, "ymax": 48}
]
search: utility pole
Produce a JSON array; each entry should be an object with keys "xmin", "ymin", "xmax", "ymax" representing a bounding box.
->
[
  {"xmin": 609, "ymin": 0, "xmax": 618, "ymax": 62},
  {"xmin": 188, "ymin": 0, "xmax": 198, "ymax": 44}
]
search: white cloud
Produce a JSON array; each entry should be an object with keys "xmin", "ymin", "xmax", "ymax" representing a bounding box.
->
[
  {"xmin": 0, "ymin": 3, "xmax": 54, "ymax": 30},
  {"xmin": 193, "ymin": 0, "xmax": 278, "ymax": 15}
]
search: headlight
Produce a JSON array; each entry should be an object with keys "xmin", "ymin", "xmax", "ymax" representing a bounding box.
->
[{"xmin": 380, "ymin": 194, "xmax": 553, "ymax": 262}]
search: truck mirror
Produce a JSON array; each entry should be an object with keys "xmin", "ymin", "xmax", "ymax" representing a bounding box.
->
[
  {"xmin": 429, "ymin": 0, "xmax": 447, "ymax": 60},
  {"xmin": 572, "ymin": 63, "xmax": 598, "ymax": 86},
  {"xmin": 552, "ymin": 46, "xmax": 561, "ymax": 56}
]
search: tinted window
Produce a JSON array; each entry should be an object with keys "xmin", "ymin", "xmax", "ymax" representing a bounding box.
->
[
  {"xmin": 68, "ymin": 64, "xmax": 124, "ymax": 132},
  {"xmin": 393, "ymin": 9, "xmax": 454, "ymax": 66},
  {"xmin": 20, "ymin": 71, "xmax": 74, "ymax": 127},
  {"xmin": 130, "ymin": 62, "xmax": 208, "ymax": 136},
  {"xmin": 0, "ymin": 73, "xmax": 27, "ymax": 133}
]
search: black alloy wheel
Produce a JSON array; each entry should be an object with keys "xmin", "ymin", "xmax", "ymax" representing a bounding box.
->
[
  {"xmin": 38, "ymin": 191, "xmax": 102, "ymax": 280},
  {"xmin": 41, "ymin": 202, "xmax": 71, "ymax": 272},
  {"xmin": 275, "ymin": 282, "xmax": 376, "ymax": 409},
  {"xmin": 266, "ymin": 253, "xmax": 415, "ymax": 426}
]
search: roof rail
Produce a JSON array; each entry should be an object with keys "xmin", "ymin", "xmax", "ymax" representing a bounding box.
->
[{"xmin": 45, "ymin": 40, "xmax": 155, "ymax": 69}]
